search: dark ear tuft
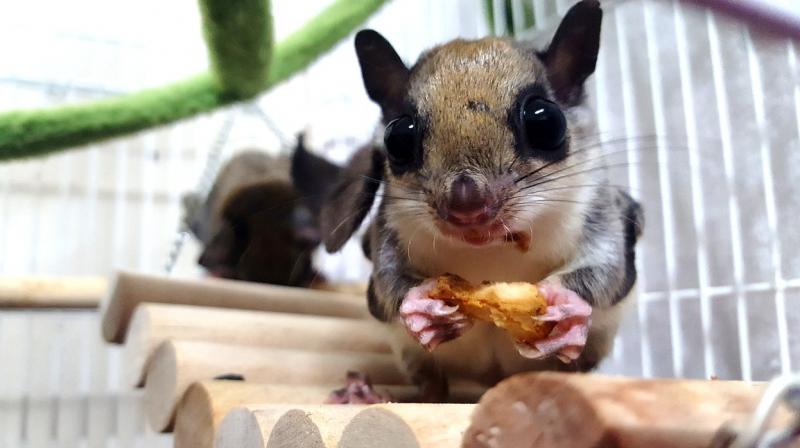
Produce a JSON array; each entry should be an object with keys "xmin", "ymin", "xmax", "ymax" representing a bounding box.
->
[
  {"xmin": 320, "ymin": 145, "xmax": 385, "ymax": 252},
  {"xmin": 539, "ymin": 0, "xmax": 602, "ymax": 106},
  {"xmin": 290, "ymin": 132, "xmax": 342, "ymax": 217},
  {"xmin": 355, "ymin": 30, "xmax": 410, "ymax": 120}
]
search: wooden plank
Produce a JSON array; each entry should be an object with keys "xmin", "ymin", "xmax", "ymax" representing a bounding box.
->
[
  {"xmin": 0, "ymin": 277, "xmax": 106, "ymax": 308},
  {"xmin": 338, "ymin": 403, "xmax": 476, "ymax": 448},
  {"xmin": 100, "ymin": 271, "xmax": 368, "ymax": 344},
  {"xmin": 174, "ymin": 381, "xmax": 421, "ymax": 448},
  {"xmin": 213, "ymin": 406, "xmax": 294, "ymax": 448},
  {"xmin": 213, "ymin": 404, "xmax": 476, "ymax": 448},
  {"xmin": 214, "ymin": 405, "xmax": 364, "ymax": 448},
  {"xmin": 122, "ymin": 303, "xmax": 390, "ymax": 387},
  {"xmin": 143, "ymin": 340, "xmax": 407, "ymax": 432}
]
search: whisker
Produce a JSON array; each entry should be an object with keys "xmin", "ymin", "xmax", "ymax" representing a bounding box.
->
[
  {"xmin": 357, "ymin": 174, "xmax": 421, "ymax": 195},
  {"xmin": 514, "ymin": 138, "xmax": 689, "ymax": 184},
  {"xmin": 517, "ymin": 161, "xmax": 655, "ymax": 195},
  {"xmin": 406, "ymin": 224, "xmax": 423, "ymax": 263},
  {"xmin": 516, "ymin": 140, "xmax": 682, "ymax": 183},
  {"xmin": 374, "ymin": 194, "xmax": 428, "ymax": 203},
  {"xmin": 506, "ymin": 183, "xmax": 639, "ymax": 202},
  {"xmin": 326, "ymin": 207, "xmax": 368, "ymax": 238}
]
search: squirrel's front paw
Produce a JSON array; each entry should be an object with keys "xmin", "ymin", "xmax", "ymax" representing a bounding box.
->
[
  {"xmin": 516, "ymin": 281, "xmax": 592, "ymax": 363},
  {"xmin": 399, "ymin": 279, "xmax": 472, "ymax": 351}
]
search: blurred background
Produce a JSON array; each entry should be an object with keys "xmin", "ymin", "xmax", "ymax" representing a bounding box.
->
[{"xmin": 0, "ymin": 0, "xmax": 799, "ymax": 446}]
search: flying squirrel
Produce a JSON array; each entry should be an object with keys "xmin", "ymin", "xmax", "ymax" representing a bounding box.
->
[
  {"xmin": 184, "ymin": 134, "xmax": 341, "ymax": 287},
  {"xmin": 321, "ymin": 0, "xmax": 644, "ymax": 401}
]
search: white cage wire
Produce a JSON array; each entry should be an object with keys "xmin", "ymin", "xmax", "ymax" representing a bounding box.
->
[{"xmin": 0, "ymin": 0, "xmax": 798, "ymax": 446}]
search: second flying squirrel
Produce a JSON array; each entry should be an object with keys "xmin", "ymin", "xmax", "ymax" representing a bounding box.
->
[
  {"xmin": 321, "ymin": 0, "xmax": 643, "ymax": 399},
  {"xmin": 184, "ymin": 134, "xmax": 341, "ymax": 287}
]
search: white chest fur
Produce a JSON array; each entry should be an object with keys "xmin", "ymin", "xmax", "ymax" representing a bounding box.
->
[{"xmin": 395, "ymin": 210, "xmax": 582, "ymax": 285}]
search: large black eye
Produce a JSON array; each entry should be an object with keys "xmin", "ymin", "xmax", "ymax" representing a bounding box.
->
[
  {"xmin": 384, "ymin": 115, "xmax": 419, "ymax": 170},
  {"xmin": 520, "ymin": 97, "xmax": 567, "ymax": 151}
]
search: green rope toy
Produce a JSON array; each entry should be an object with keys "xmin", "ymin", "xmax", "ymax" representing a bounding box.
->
[{"xmin": 0, "ymin": 0, "xmax": 387, "ymax": 161}]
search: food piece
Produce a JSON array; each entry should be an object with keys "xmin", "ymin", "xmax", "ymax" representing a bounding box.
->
[{"xmin": 428, "ymin": 274, "xmax": 555, "ymax": 344}]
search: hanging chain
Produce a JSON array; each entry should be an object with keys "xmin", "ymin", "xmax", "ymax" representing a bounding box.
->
[
  {"xmin": 162, "ymin": 111, "xmax": 236, "ymax": 274},
  {"xmin": 248, "ymin": 103, "xmax": 292, "ymax": 149}
]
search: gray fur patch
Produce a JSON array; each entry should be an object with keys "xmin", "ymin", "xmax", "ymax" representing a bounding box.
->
[
  {"xmin": 368, "ymin": 204, "xmax": 424, "ymax": 321},
  {"xmin": 562, "ymin": 186, "xmax": 643, "ymax": 307}
]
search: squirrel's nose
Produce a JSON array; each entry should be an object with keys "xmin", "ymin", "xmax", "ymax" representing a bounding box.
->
[{"xmin": 441, "ymin": 175, "xmax": 496, "ymax": 226}]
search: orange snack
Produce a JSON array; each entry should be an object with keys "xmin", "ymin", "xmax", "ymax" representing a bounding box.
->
[{"xmin": 428, "ymin": 274, "xmax": 554, "ymax": 344}]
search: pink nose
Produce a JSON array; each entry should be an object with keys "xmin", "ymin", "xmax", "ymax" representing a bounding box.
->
[{"xmin": 441, "ymin": 175, "xmax": 496, "ymax": 226}]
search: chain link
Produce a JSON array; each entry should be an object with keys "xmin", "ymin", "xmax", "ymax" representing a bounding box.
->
[{"xmin": 162, "ymin": 111, "xmax": 236, "ymax": 274}]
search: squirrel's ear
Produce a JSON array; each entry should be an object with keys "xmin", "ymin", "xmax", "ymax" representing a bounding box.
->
[
  {"xmin": 290, "ymin": 132, "xmax": 342, "ymax": 217},
  {"xmin": 539, "ymin": 0, "xmax": 602, "ymax": 106},
  {"xmin": 355, "ymin": 30, "xmax": 410, "ymax": 120},
  {"xmin": 320, "ymin": 145, "xmax": 385, "ymax": 252}
]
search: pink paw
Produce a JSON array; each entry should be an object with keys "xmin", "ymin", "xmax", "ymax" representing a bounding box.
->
[
  {"xmin": 325, "ymin": 371, "xmax": 391, "ymax": 404},
  {"xmin": 516, "ymin": 282, "xmax": 592, "ymax": 363},
  {"xmin": 399, "ymin": 279, "xmax": 473, "ymax": 351}
]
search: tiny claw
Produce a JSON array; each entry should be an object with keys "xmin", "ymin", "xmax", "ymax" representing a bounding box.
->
[
  {"xmin": 558, "ymin": 346, "xmax": 583, "ymax": 361},
  {"xmin": 556, "ymin": 353, "xmax": 572, "ymax": 363},
  {"xmin": 534, "ymin": 319, "xmax": 589, "ymax": 354},
  {"xmin": 514, "ymin": 342, "xmax": 545, "ymax": 359},
  {"xmin": 400, "ymin": 298, "xmax": 459, "ymax": 316},
  {"xmin": 405, "ymin": 314, "xmax": 431, "ymax": 332},
  {"xmin": 535, "ymin": 301, "xmax": 592, "ymax": 321},
  {"xmin": 516, "ymin": 281, "xmax": 593, "ymax": 363},
  {"xmin": 419, "ymin": 329, "xmax": 437, "ymax": 345},
  {"xmin": 428, "ymin": 302, "xmax": 461, "ymax": 316},
  {"xmin": 400, "ymin": 279, "xmax": 473, "ymax": 350}
]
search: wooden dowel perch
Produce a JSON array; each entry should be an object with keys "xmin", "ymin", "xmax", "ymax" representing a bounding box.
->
[
  {"xmin": 175, "ymin": 383, "xmax": 328, "ymax": 448},
  {"xmin": 174, "ymin": 380, "xmax": 485, "ymax": 448},
  {"xmin": 174, "ymin": 382, "xmax": 404, "ymax": 448},
  {"xmin": 338, "ymin": 403, "xmax": 476, "ymax": 448},
  {"xmin": 122, "ymin": 303, "xmax": 391, "ymax": 387},
  {"xmin": 463, "ymin": 372, "xmax": 793, "ymax": 448},
  {"xmin": 215, "ymin": 405, "xmax": 367, "ymax": 448},
  {"xmin": 0, "ymin": 276, "xmax": 107, "ymax": 308},
  {"xmin": 101, "ymin": 271, "xmax": 368, "ymax": 343},
  {"xmin": 213, "ymin": 403, "xmax": 476, "ymax": 448},
  {"xmin": 143, "ymin": 340, "xmax": 407, "ymax": 432}
]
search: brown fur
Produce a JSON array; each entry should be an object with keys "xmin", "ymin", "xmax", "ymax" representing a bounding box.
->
[
  {"xmin": 188, "ymin": 139, "xmax": 341, "ymax": 287},
  {"xmin": 410, "ymin": 38, "xmax": 538, "ymax": 175}
]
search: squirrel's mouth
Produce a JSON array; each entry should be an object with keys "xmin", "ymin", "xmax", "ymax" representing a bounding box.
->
[{"xmin": 434, "ymin": 220, "xmax": 530, "ymax": 251}]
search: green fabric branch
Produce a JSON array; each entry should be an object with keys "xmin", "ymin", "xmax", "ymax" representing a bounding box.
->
[
  {"xmin": 201, "ymin": 0, "xmax": 274, "ymax": 98},
  {"xmin": 0, "ymin": 0, "xmax": 387, "ymax": 161},
  {"xmin": 0, "ymin": 75, "xmax": 227, "ymax": 162},
  {"xmin": 483, "ymin": 0, "xmax": 535, "ymax": 37}
]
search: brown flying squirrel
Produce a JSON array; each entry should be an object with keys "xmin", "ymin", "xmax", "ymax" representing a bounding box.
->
[
  {"xmin": 185, "ymin": 135, "xmax": 341, "ymax": 286},
  {"xmin": 321, "ymin": 0, "xmax": 643, "ymax": 399}
]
